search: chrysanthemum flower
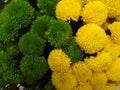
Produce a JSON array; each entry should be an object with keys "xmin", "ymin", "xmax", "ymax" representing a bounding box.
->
[
  {"xmin": 104, "ymin": 84, "xmax": 116, "ymax": 90},
  {"xmin": 48, "ymin": 49, "xmax": 71, "ymax": 72},
  {"xmin": 105, "ymin": 0, "xmax": 120, "ymax": 18},
  {"xmin": 82, "ymin": 1, "xmax": 108, "ymax": 25},
  {"xmin": 72, "ymin": 61, "xmax": 92, "ymax": 82},
  {"xmin": 103, "ymin": 36, "xmax": 120, "ymax": 60},
  {"xmin": 108, "ymin": 21, "xmax": 120, "ymax": 45},
  {"xmin": 51, "ymin": 72, "xmax": 77, "ymax": 90},
  {"xmin": 90, "ymin": 72, "xmax": 108, "ymax": 90},
  {"xmin": 106, "ymin": 58, "xmax": 120, "ymax": 81},
  {"xmin": 73, "ymin": 82, "xmax": 92, "ymax": 90},
  {"xmin": 85, "ymin": 51, "xmax": 112, "ymax": 71},
  {"xmin": 55, "ymin": 0, "xmax": 82, "ymax": 21},
  {"xmin": 76, "ymin": 24, "xmax": 107, "ymax": 54}
]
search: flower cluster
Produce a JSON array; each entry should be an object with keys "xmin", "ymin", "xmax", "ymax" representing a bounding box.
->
[
  {"xmin": 1, "ymin": 0, "xmax": 120, "ymax": 89},
  {"xmin": 47, "ymin": 0, "xmax": 120, "ymax": 90}
]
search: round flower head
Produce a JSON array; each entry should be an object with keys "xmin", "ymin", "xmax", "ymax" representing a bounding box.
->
[
  {"xmin": 103, "ymin": 36, "xmax": 120, "ymax": 60},
  {"xmin": 76, "ymin": 23, "xmax": 107, "ymax": 54},
  {"xmin": 85, "ymin": 51, "xmax": 112, "ymax": 71},
  {"xmin": 20, "ymin": 56, "xmax": 48, "ymax": 84},
  {"xmin": 106, "ymin": 58, "xmax": 120, "ymax": 81},
  {"xmin": 72, "ymin": 61, "xmax": 92, "ymax": 82},
  {"xmin": 82, "ymin": 1, "xmax": 108, "ymax": 25},
  {"xmin": 105, "ymin": 0, "xmax": 120, "ymax": 18},
  {"xmin": 73, "ymin": 82, "xmax": 92, "ymax": 90},
  {"xmin": 108, "ymin": 21, "xmax": 120, "ymax": 45},
  {"xmin": 104, "ymin": 84, "xmax": 116, "ymax": 90},
  {"xmin": 90, "ymin": 72, "xmax": 108, "ymax": 90},
  {"xmin": 52, "ymin": 72, "xmax": 77, "ymax": 90},
  {"xmin": 48, "ymin": 49, "xmax": 71, "ymax": 72},
  {"xmin": 55, "ymin": 0, "xmax": 82, "ymax": 21}
]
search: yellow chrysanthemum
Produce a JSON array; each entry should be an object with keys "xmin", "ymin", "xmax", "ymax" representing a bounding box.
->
[
  {"xmin": 105, "ymin": 0, "xmax": 120, "ymax": 18},
  {"xmin": 85, "ymin": 51, "xmax": 112, "ymax": 71},
  {"xmin": 52, "ymin": 72, "xmax": 77, "ymax": 90},
  {"xmin": 73, "ymin": 82, "xmax": 92, "ymax": 90},
  {"xmin": 104, "ymin": 84, "xmax": 116, "ymax": 90},
  {"xmin": 81, "ymin": 0, "xmax": 90, "ymax": 5},
  {"xmin": 103, "ymin": 36, "xmax": 120, "ymax": 60},
  {"xmin": 76, "ymin": 24, "xmax": 107, "ymax": 54},
  {"xmin": 90, "ymin": 72, "xmax": 108, "ymax": 90},
  {"xmin": 108, "ymin": 21, "xmax": 120, "ymax": 45},
  {"xmin": 48, "ymin": 49, "xmax": 71, "ymax": 72},
  {"xmin": 72, "ymin": 61, "xmax": 92, "ymax": 82},
  {"xmin": 82, "ymin": 1, "xmax": 108, "ymax": 25},
  {"xmin": 106, "ymin": 58, "xmax": 120, "ymax": 81},
  {"xmin": 55, "ymin": 0, "xmax": 82, "ymax": 21}
]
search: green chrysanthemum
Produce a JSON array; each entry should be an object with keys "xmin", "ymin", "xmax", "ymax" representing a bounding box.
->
[
  {"xmin": 30, "ymin": 15, "xmax": 55, "ymax": 39},
  {"xmin": 62, "ymin": 38, "xmax": 84, "ymax": 64},
  {"xmin": 0, "ymin": 12, "xmax": 20, "ymax": 41},
  {"xmin": 18, "ymin": 32, "xmax": 46, "ymax": 55},
  {"xmin": 3, "ymin": 0, "xmax": 34, "ymax": 28},
  {"xmin": 0, "ymin": 51, "xmax": 9, "ymax": 75},
  {"xmin": 3, "ymin": 69, "xmax": 22, "ymax": 84},
  {"xmin": 46, "ymin": 20, "xmax": 72, "ymax": 48},
  {"xmin": 37, "ymin": 0, "xmax": 59, "ymax": 16},
  {"xmin": 20, "ymin": 55, "xmax": 48, "ymax": 84},
  {"xmin": 44, "ymin": 80, "xmax": 55, "ymax": 90},
  {"xmin": 6, "ymin": 43, "xmax": 19, "ymax": 56}
]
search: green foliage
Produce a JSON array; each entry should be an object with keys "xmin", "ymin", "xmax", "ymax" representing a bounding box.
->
[
  {"xmin": 62, "ymin": 38, "xmax": 84, "ymax": 64},
  {"xmin": 37, "ymin": 0, "xmax": 59, "ymax": 16},
  {"xmin": 0, "ymin": 12, "xmax": 20, "ymax": 41},
  {"xmin": 30, "ymin": 15, "xmax": 55, "ymax": 39},
  {"xmin": 46, "ymin": 20, "xmax": 72, "ymax": 47},
  {"xmin": 18, "ymin": 32, "xmax": 46, "ymax": 55},
  {"xmin": 24, "ymin": 87, "xmax": 33, "ymax": 90},
  {"xmin": 0, "ymin": 77, "xmax": 7, "ymax": 87},
  {"xmin": 3, "ymin": 0, "xmax": 34, "ymax": 28},
  {"xmin": 20, "ymin": 55, "xmax": 48, "ymax": 84}
]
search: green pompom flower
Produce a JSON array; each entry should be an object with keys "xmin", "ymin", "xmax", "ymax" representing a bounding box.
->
[
  {"xmin": 37, "ymin": 0, "xmax": 59, "ymax": 16},
  {"xmin": 18, "ymin": 32, "xmax": 46, "ymax": 55},
  {"xmin": 46, "ymin": 20, "xmax": 72, "ymax": 47},
  {"xmin": 0, "ymin": 12, "xmax": 20, "ymax": 41},
  {"xmin": 44, "ymin": 80, "xmax": 55, "ymax": 90},
  {"xmin": 6, "ymin": 43, "xmax": 19, "ymax": 56},
  {"xmin": 3, "ymin": 0, "xmax": 34, "ymax": 28},
  {"xmin": 62, "ymin": 38, "xmax": 84, "ymax": 64},
  {"xmin": 0, "ymin": 51, "xmax": 9, "ymax": 75},
  {"xmin": 3, "ymin": 69, "xmax": 22, "ymax": 84},
  {"xmin": 30, "ymin": 15, "xmax": 55, "ymax": 39},
  {"xmin": 20, "ymin": 55, "xmax": 48, "ymax": 84}
]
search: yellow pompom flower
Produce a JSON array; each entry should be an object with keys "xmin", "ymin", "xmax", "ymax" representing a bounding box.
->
[
  {"xmin": 90, "ymin": 72, "xmax": 108, "ymax": 90},
  {"xmin": 85, "ymin": 51, "xmax": 112, "ymax": 71},
  {"xmin": 106, "ymin": 58, "xmax": 120, "ymax": 81},
  {"xmin": 103, "ymin": 36, "xmax": 120, "ymax": 60},
  {"xmin": 73, "ymin": 82, "xmax": 92, "ymax": 90},
  {"xmin": 82, "ymin": 1, "xmax": 108, "ymax": 25},
  {"xmin": 55, "ymin": 0, "xmax": 82, "ymax": 21},
  {"xmin": 48, "ymin": 49, "xmax": 71, "ymax": 72},
  {"xmin": 108, "ymin": 21, "xmax": 120, "ymax": 45},
  {"xmin": 51, "ymin": 72, "xmax": 77, "ymax": 90},
  {"xmin": 104, "ymin": 84, "xmax": 116, "ymax": 90},
  {"xmin": 81, "ymin": 0, "xmax": 91, "ymax": 5},
  {"xmin": 105, "ymin": 0, "xmax": 120, "ymax": 18},
  {"xmin": 76, "ymin": 24, "xmax": 107, "ymax": 54},
  {"xmin": 72, "ymin": 61, "xmax": 92, "ymax": 82}
]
